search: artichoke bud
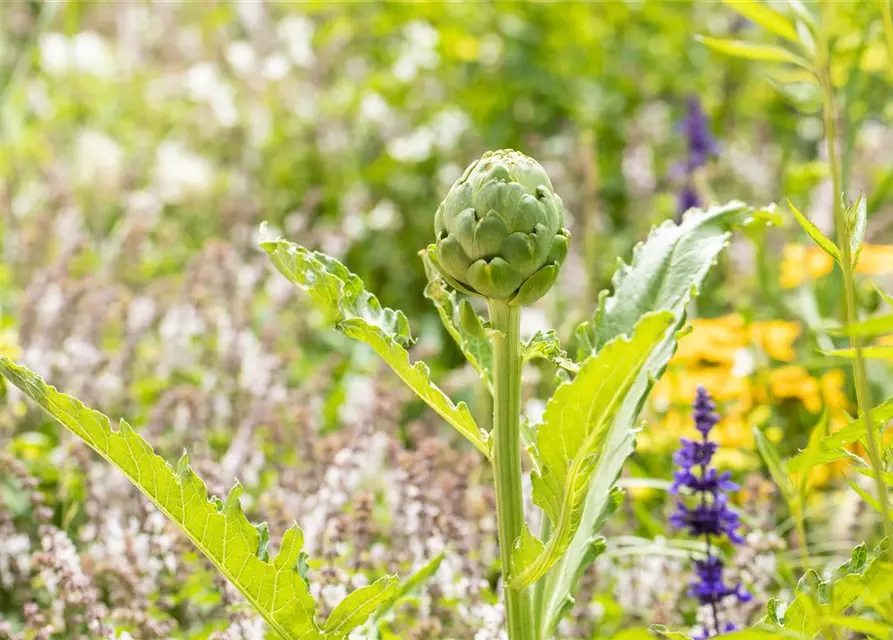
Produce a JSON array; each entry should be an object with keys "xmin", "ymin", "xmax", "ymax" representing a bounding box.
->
[{"xmin": 431, "ymin": 150, "xmax": 571, "ymax": 305}]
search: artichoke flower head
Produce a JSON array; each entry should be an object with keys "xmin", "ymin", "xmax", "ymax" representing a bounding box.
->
[{"xmin": 431, "ymin": 150, "xmax": 570, "ymax": 306}]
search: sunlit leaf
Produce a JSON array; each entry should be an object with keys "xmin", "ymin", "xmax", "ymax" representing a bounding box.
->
[
  {"xmin": 829, "ymin": 312, "xmax": 893, "ymax": 339},
  {"xmin": 0, "ymin": 358, "xmax": 327, "ymax": 639},
  {"xmin": 787, "ymin": 198, "xmax": 840, "ymax": 262},
  {"xmin": 510, "ymin": 312, "xmax": 674, "ymax": 589},
  {"xmin": 723, "ymin": 1, "xmax": 799, "ymax": 43},
  {"xmin": 821, "ymin": 346, "xmax": 893, "ymax": 361},
  {"xmin": 847, "ymin": 193, "xmax": 867, "ymax": 266},
  {"xmin": 696, "ymin": 36, "xmax": 810, "ymax": 68},
  {"xmin": 787, "ymin": 399, "xmax": 893, "ymax": 473},
  {"xmin": 323, "ymin": 577, "xmax": 398, "ymax": 636},
  {"xmin": 263, "ymin": 231, "xmax": 489, "ymax": 456}
]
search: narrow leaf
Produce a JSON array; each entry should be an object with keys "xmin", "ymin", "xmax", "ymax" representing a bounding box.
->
[
  {"xmin": 511, "ymin": 312, "xmax": 674, "ymax": 589},
  {"xmin": 374, "ymin": 552, "xmax": 444, "ymax": 622},
  {"xmin": 697, "ymin": 36, "xmax": 810, "ymax": 67},
  {"xmin": 324, "ymin": 576, "xmax": 398, "ymax": 636},
  {"xmin": 821, "ymin": 346, "xmax": 893, "ymax": 361},
  {"xmin": 787, "ymin": 198, "xmax": 840, "ymax": 262},
  {"xmin": 723, "ymin": 1, "xmax": 800, "ymax": 42},
  {"xmin": 754, "ymin": 427, "xmax": 797, "ymax": 504},
  {"xmin": 263, "ymin": 233, "xmax": 488, "ymax": 456},
  {"xmin": 829, "ymin": 312, "xmax": 893, "ymax": 339},
  {"xmin": 847, "ymin": 193, "xmax": 867, "ymax": 266},
  {"xmin": 0, "ymin": 357, "xmax": 326, "ymax": 640}
]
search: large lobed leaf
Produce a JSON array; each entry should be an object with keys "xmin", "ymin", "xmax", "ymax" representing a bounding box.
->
[
  {"xmin": 510, "ymin": 311, "xmax": 674, "ymax": 589},
  {"xmin": 539, "ymin": 202, "xmax": 756, "ymax": 637},
  {"xmin": 0, "ymin": 357, "xmax": 396, "ymax": 640},
  {"xmin": 262, "ymin": 232, "xmax": 488, "ymax": 456}
]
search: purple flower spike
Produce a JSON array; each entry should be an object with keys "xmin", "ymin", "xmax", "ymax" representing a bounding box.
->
[
  {"xmin": 676, "ymin": 97, "xmax": 717, "ymax": 218},
  {"xmin": 669, "ymin": 386, "xmax": 749, "ymax": 638}
]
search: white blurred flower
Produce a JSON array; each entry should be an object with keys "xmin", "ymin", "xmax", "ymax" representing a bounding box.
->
[
  {"xmin": 339, "ymin": 375, "xmax": 375, "ymax": 425},
  {"xmin": 39, "ymin": 33, "xmax": 69, "ymax": 74},
  {"xmin": 367, "ymin": 199, "xmax": 400, "ymax": 231},
  {"xmin": 185, "ymin": 63, "xmax": 238, "ymax": 128},
  {"xmin": 431, "ymin": 108, "xmax": 470, "ymax": 150},
  {"xmin": 731, "ymin": 347, "xmax": 756, "ymax": 377},
  {"xmin": 153, "ymin": 141, "xmax": 213, "ymax": 204},
  {"xmin": 262, "ymin": 53, "xmax": 291, "ymax": 81},
  {"xmin": 72, "ymin": 31, "xmax": 115, "ymax": 77},
  {"xmin": 392, "ymin": 20, "xmax": 440, "ymax": 82},
  {"xmin": 520, "ymin": 308, "xmax": 549, "ymax": 338},
  {"xmin": 39, "ymin": 31, "xmax": 115, "ymax": 77},
  {"xmin": 358, "ymin": 91, "xmax": 394, "ymax": 127},
  {"xmin": 387, "ymin": 127, "xmax": 435, "ymax": 163},
  {"xmin": 73, "ymin": 129, "xmax": 124, "ymax": 190},
  {"xmin": 226, "ymin": 40, "xmax": 257, "ymax": 76},
  {"xmin": 278, "ymin": 15, "xmax": 315, "ymax": 68}
]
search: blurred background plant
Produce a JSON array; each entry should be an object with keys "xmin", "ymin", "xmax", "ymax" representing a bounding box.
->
[{"xmin": 1, "ymin": 1, "xmax": 893, "ymax": 638}]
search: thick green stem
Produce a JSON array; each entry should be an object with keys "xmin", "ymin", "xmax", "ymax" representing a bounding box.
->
[
  {"xmin": 818, "ymin": 14, "xmax": 893, "ymax": 551},
  {"xmin": 488, "ymin": 300, "xmax": 534, "ymax": 640}
]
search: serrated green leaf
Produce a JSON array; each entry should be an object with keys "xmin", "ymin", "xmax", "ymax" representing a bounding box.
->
[
  {"xmin": 511, "ymin": 312, "xmax": 673, "ymax": 589},
  {"xmin": 696, "ymin": 35, "xmax": 810, "ymax": 67},
  {"xmin": 787, "ymin": 399, "xmax": 893, "ymax": 473},
  {"xmin": 522, "ymin": 330, "xmax": 577, "ymax": 373},
  {"xmin": 421, "ymin": 249, "xmax": 493, "ymax": 392},
  {"xmin": 723, "ymin": 1, "xmax": 799, "ymax": 42},
  {"xmin": 577, "ymin": 202, "xmax": 752, "ymax": 352},
  {"xmin": 0, "ymin": 357, "xmax": 326, "ymax": 640},
  {"xmin": 263, "ymin": 234, "xmax": 488, "ymax": 457},
  {"xmin": 324, "ymin": 576, "xmax": 398, "ymax": 636},
  {"xmin": 546, "ymin": 203, "xmax": 751, "ymax": 638},
  {"xmin": 787, "ymin": 198, "xmax": 840, "ymax": 263},
  {"xmin": 829, "ymin": 313, "xmax": 893, "ymax": 339}
]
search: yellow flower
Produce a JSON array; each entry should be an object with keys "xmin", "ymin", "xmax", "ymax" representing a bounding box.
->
[
  {"xmin": 820, "ymin": 369, "xmax": 850, "ymax": 415},
  {"xmin": 780, "ymin": 245, "xmax": 833, "ymax": 288},
  {"xmin": 781, "ymin": 243, "xmax": 893, "ymax": 288},
  {"xmin": 768, "ymin": 365, "xmax": 823, "ymax": 413},
  {"xmin": 855, "ymin": 245, "xmax": 893, "ymax": 275},
  {"xmin": 674, "ymin": 315, "xmax": 747, "ymax": 367},
  {"xmin": 750, "ymin": 320, "xmax": 801, "ymax": 362}
]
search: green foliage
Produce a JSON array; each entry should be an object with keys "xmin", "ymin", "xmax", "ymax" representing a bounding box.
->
[
  {"xmin": 511, "ymin": 312, "xmax": 674, "ymax": 589},
  {"xmin": 262, "ymin": 231, "xmax": 489, "ymax": 456},
  {"xmin": 535, "ymin": 203, "xmax": 755, "ymax": 637},
  {"xmin": 774, "ymin": 541, "xmax": 893, "ymax": 638},
  {"xmin": 0, "ymin": 356, "xmax": 398, "ymax": 640}
]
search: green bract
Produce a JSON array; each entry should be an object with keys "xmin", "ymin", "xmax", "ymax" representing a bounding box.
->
[{"xmin": 430, "ymin": 149, "xmax": 570, "ymax": 305}]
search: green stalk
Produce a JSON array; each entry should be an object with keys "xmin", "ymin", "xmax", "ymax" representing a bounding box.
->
[
  {"xmin": 488, "ymin": 300, "xmax": 534, "ymax": 640},
  {"xmin": 818, "ymin": 8, "xmax": 893, "ymax": 551}
]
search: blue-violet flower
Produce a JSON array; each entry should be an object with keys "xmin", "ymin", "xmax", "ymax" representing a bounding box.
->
[{"xmin": 670, "ymin": 386, "xmax": 751, "ymax": 638}]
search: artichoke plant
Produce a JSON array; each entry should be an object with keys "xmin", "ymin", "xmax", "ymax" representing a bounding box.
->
[{"xmin": 431, "ymin": 149, "xmax": 570, "ymax": 305}]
